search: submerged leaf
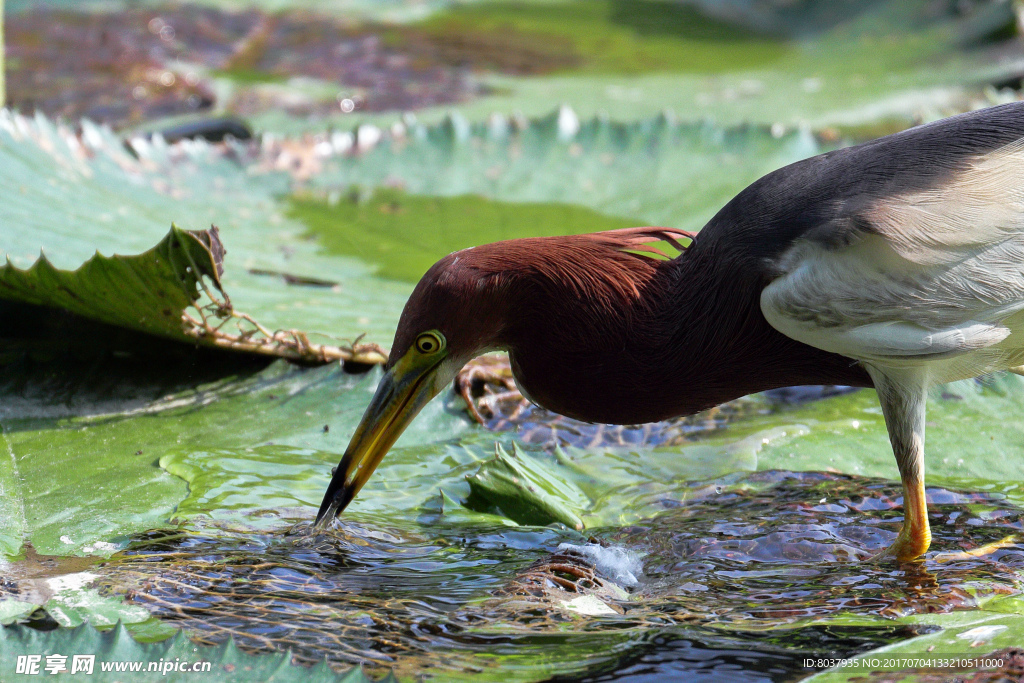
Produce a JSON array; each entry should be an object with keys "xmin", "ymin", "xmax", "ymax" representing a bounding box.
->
[
  {"xmin": 465, "ymin": 443, "xmax": 589, "ymax": 530},
  {"xmin": 288, "ymin": 188, "xmax": 642, "ymax": 282}
]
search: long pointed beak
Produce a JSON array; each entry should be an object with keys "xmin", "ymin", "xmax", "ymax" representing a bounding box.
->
[{"xmin": 315, "ymin": 354, "xmax": 445, "ymax": 525}]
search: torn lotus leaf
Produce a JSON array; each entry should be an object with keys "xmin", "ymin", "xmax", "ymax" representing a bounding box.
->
[{"xmin": 0, "ymin": 225, "xmax": 387, "ymax": 366}]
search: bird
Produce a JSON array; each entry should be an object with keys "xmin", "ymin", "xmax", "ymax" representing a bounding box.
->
[{"xmin": 317, "ymin": 101, "xmax": 1024, "ymax": 562}]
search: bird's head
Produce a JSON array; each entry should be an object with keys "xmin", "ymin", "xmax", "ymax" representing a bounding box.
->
[
  {"xmin": 315, "ymin": 227, "xmax": 694, "ymax": 524},
  {"xmin": 315, "ymin": 248, "xmax": 511, "ymax": 523}
]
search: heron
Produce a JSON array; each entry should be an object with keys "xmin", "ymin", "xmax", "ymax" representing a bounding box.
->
[{"xmin": 317, "ymin": 102, "xmax": 1024, "ymax": 561}]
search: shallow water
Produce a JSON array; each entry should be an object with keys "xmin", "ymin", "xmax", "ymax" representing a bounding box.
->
[{"xmin": 90, "ymin": 471, "xmax": 1023, "ymax": 681}]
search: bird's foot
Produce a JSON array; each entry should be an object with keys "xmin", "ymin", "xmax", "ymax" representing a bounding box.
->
[
  {"xmin": 934, "ymin": 534, "xmax": 1020, "ymax": 563},
  {"xmin": 870, "ymin": 524, "xmax": 931, "ymax": 563}
]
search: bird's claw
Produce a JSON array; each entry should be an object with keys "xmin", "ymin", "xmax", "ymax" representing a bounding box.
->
[{"xmin": 867, "ymin": 525, "xmax": 932, "ymax": 564}]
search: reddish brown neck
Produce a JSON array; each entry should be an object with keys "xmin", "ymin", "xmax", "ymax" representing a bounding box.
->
[{"xmin": 500, "ymin": 241, "xmax": 870, "ymax": 425}]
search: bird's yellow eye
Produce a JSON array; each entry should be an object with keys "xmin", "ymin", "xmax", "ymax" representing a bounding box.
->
[{"xmin": 414, "ymin": 331, "xmax": 445, "ymax": 355}]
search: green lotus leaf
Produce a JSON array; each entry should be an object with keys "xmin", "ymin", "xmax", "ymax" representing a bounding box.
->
[
  {"xmin": 464, "ymin": 443, "xmax": 589, "ymax": 529},
  {"xmin": 307, "ymin": 110, "xmax": 822, "ymax": 236},
  {"xmin": 0, "ymin": 225, "xmax": 385, "ymax": 366},
  {"xmin": 1, "ymin": 226, "xmax": 221, "ymax": 344}
]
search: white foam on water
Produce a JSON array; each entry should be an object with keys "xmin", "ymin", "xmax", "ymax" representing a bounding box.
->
[
  {"xmin": 81, "ymin": 541, "xmax": 119, "ymax": 555},
  {"xmin": 558, "ymin": 543, "xmax": 643, "ymax": 588}
]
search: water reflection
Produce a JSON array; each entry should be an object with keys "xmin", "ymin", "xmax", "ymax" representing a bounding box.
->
[{"xmin": 549, "ymin": 625, "xmax": 931, "ymax": 683}]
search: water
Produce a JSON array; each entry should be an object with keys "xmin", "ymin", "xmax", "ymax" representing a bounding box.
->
[{"xmin": 85, "ymin": 471, "xmax": 1024, "ymax": 681}]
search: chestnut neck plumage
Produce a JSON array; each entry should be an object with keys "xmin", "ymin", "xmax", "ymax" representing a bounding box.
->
[{"xmin": 472, "ymin": 232, "xmax": 871, "ymax": 425}]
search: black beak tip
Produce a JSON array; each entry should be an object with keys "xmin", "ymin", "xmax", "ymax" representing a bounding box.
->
[
  {"xmin": 314, "ymin": 479, "xmax": 354, "ymax": 527},
  {"xmin": 314, "ymin": 499, "xmax": 336, "ymax": 527}
]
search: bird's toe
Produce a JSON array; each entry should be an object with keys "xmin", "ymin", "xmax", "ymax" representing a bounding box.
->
[{"xmin": 934, "ymin": 534, "xmax": 1020, "ymax": 563}]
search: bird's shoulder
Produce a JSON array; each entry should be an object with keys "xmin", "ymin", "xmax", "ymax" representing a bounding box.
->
[
  {"xmin": 701, "ymin": 101, "xmax": 1024, "ymax": 268},
  {"xmin": 700, "ymin": 103, "xmax": 1024, "ymax": 380}
]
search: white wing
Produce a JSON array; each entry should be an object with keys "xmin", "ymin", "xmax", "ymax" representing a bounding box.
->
[
  {"xmin": 761, "ymin": 138, "xmax": 1024, "ymax": 379},
  {"xmin": 868, "ymin": 136, "xmax": 1024, "ymax": 266}
]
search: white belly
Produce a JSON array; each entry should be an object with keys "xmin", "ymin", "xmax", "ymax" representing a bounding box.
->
[{"xmin": 761, "ymin": 233, "xmax": 1024, "ymax": 386}]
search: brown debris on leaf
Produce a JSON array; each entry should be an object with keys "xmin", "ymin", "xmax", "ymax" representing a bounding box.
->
[
  {"xmin": 488, "ymin": 544, "xmax": 644, "ymax": 620},
  {"xmin": 5, "ymin": 9, "xmax": 217, "ymax": 127},
  {"xmin": 455, "ymin": 353, "xmax": 521, "ymax": 424},
  {"xmin": 175, "ymin": 229, "xmax": 387, "ymax": 366}
]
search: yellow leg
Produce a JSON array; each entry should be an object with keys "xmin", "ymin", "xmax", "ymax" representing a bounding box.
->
[
  {"xmin": 867, "ymin": 366, "xmax": 931, "ymax": 562},
  {"xmin": 879, "ymin": 474, "xmax": 931, "ymax": 561}
]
